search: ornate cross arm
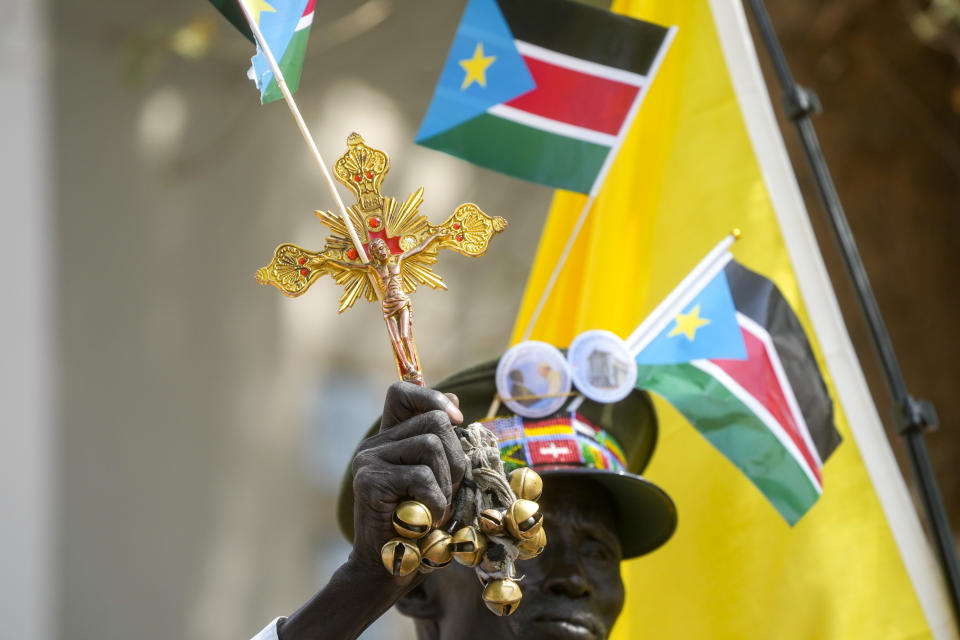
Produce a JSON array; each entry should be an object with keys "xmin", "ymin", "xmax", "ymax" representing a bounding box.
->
[{"xmin": 254, "ymin": 133, "xmax": 507, "ymax": 385}]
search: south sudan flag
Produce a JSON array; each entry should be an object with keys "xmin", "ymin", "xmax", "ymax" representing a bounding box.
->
[
  {"xmin": 629, "ymin": 245, "xmax": 841, "ymax": 525},
  {"xmin": 209, "ymin": 0, "xmax": 315, "ymax": 104},
  {"xmin": 416, "ymin": 0, "xmax": 675, "ymax": 194}
]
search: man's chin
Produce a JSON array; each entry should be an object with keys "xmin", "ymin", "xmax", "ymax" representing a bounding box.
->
[{"xmin": 508, "ymin": 608, "xmax": 606, "ymax": 640}]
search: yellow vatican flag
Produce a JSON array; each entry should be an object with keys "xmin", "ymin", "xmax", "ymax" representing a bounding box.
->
[{"xmin": 511, "ymin": 0, "xmax": 957, "ymax": 637}]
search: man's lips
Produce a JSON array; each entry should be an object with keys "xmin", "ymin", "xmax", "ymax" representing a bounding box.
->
[{"xmin": 532, "ymin": 612, "xmax": 604, "ymax": 640}]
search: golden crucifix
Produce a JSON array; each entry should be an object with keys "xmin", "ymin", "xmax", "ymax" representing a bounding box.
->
[{"xmin": 255, "ymin": 133, "xmax": 507, "ymax": 385}]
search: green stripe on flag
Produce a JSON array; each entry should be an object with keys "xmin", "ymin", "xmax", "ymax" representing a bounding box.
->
[
  {"xmin": 418, "ymin": 113, "xmax": 610, "ymax": 193},
  {"xmin": 262, "ymin": 25, "xmax": 311, "ymax": 104},
  {"xmin": 637, "ymin": 363, "xmax": 819, "ymax": 524}
]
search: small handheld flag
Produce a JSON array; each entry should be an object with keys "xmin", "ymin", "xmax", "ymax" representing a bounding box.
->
[
  {"xmin": 628, "ymin": 236, "xmax": 841, "ymax": 525},
  {"xmin": 628, "ymin": 238, "xmax": 747, "ymax": 365},
  {"xmin": 210, "ymin": 0, "xmax": 369, "ymax": 262},
  {"xmin": 416, "ymin": 0, "xmax": 675, "ymax": 195},
  {"xmin": 209, "ymin": 0, "xmax": 315, "ymax": 104},
  {"xmin": 248, "ymin": 0, "xmax": 314, "ymax": 103},
  {"xmin": 422, "ymin": 0, "xmax": 677, "ymax": 343}
]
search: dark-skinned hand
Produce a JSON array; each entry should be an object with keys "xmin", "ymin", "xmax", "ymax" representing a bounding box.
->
[
  {"xmin": 348, "ymin": 382, "xmax": 467, "ymax": 578},
  {"xmin": 278, "ymin": 382, "xmax": 467, "ymax": 640}
]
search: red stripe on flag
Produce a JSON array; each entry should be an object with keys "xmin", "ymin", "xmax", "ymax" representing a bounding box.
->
[
  {"xmin": 504, "ymin": 55, "xmax": 640, "ymax": 135},
  {"xmin": 303, "ymin": 0, "xmax": 315, "ymax": 16},
  {"xmin": 711, "ymin": 327, "xmax": 822, "ymax": 484}
]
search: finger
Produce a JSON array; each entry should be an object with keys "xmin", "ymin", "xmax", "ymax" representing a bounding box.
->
[
  {"xmin": 363, "ymin": 411, "xmax": 466, "ymax": 487},
  {"xmin": 354, "ymin": 462, "xmax": 448, "ymax": 525},
  {"xmin": 444, "ymin": 393, "xmax": 459, "ymax": 409},
  {"xmin": 357, "ymin": 433, "xmax": 453, "ymax": 513},
  {"xmin": 401, "ymin": 465, "xmax": 448, "ymax": 524},
  {"xmin": 381, "ymin": 382, "xmax": 463, "ymax": 430}
]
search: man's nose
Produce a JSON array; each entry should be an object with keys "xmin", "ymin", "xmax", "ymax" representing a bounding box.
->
[{"xmin": 542, "ymin": 562, "xmax": 591, "ymax": 598}]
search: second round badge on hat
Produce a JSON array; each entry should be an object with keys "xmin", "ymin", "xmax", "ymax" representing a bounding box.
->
[{"xmin": 494, "ymin": 330, "xmax": 637, "ymax": 418}]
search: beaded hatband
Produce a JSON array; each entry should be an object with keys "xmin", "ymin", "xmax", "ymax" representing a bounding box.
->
[{"xmin": 480, "ymin": 414, "xmax": 627, "ymax": 474}]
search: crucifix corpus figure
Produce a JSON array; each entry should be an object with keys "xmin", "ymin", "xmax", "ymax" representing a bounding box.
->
[
  {"xmin": 328, "ymin": 233, "xmax": 446, "ymax": 383},
  {"xmin": 255, "ymin": 133, "xmax": 508, "ymax": 385}
]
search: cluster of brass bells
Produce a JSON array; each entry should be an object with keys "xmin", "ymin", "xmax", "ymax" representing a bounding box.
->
[{"xmin": 380, "ymin": 467, "xmax": 546, "ymax": 616}]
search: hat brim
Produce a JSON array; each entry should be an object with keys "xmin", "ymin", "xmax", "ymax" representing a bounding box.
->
[{"xmin": 535, "ymin": 466, "xmax": 676, "ymax": 559}]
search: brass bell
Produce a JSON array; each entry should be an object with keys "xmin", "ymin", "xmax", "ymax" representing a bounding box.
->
[
  {"xmin": 504, "ymin": 499, "xmax": 543, "ymax": 540},
  {"xmin": 381, "ymin": 538, "xmax": 421, "ymax": 577},
  {"xmin": 392, "ymin": 500, "xmax": 432, "ymax": 539},
  {"xmin": 451, "ymin": 526, "xmax": 488, "ymax": 567},
  {"xmin": 482, "ymin": 578, "xmax": 523, "ymax": 616},
  {"xmin": 517, "ymin": 526, "xmax": 547, "ymax": 559},
  {"xmin": 478, "ymin": 508, "xmax": 506, "ymax": 537},
  {"xmin": 418, "ymin": 528, "xmax": 453, "ymax": 571},
  {"xmin": 509, "ymin": 468, "xmax": 543, "ymax": 501}
]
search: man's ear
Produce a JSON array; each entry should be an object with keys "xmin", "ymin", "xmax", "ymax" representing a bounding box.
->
[{"xmin": 396, "ymin": 580, "xmax": 441, "ymax": 620}]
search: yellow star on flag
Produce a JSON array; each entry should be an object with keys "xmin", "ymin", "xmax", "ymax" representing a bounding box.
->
[
  {"xmin": 459, "ymin": 42, "xmax": 496, "ymax": 90},
  {"xmin": 668, "ymin": 304, "xmax": 711, "ymax": 341},
  {"xmin": 245, "ymin": 0, "xmax": 276, "ymax": 25}
]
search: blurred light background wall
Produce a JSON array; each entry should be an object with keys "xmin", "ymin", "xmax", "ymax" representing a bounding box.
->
[{"xmin": 0, "ymin": 0, "xmax": 957, "ymax": 639}]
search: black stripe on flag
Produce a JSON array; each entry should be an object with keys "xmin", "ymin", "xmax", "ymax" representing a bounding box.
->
[
  {"xmin": 725, "ymin": 260, "xmax": 842, "ymax": 462},
  {"xmin": 496, "ymin": 0, "xmax": 670, "ymax": 76},
  {"xmin": 208, "ymin": 0, "xmax": 254, "ymax": 43}
]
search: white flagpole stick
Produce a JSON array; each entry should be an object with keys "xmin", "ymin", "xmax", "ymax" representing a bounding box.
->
[
  {"xmin": 519, "ymin": 193, "xmax": 595, "ymax": 342},
  {"xmin": 236, "ymin": 0, "xmax": 368, "ymax": 263}
]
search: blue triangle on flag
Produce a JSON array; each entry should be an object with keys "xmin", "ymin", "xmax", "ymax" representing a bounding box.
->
[
  {"xmin": 250, "ymin": 0, "xmax": 310, "ymax": 98},
  {"xmin": 635, "ymin": 270, "xmax": 747, "ymax": 365},
  {"xmin": 415, "ymin": 0, "xmax": 536, "ymax": 141}
]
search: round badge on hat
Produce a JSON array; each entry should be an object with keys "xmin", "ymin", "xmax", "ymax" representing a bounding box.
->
[
  {"xmin": 496, "ymin": 341, "xmax": 572, "ymax": 418},
  {"xmin": 567, "ymin": 330, "xmax": 637, "ymax": 404}
]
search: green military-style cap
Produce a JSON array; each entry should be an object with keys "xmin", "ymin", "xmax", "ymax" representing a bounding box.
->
[{"xmin": 337, "ymin": 358, "xmax": 677, "ymax": 559}]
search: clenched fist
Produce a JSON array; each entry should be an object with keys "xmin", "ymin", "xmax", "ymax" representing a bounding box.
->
[{"xmin": 348, "ymin": 382, "xmax": 468, "ymax": 577}]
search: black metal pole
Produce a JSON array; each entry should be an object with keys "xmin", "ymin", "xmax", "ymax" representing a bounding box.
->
[{"xmin": 743, "ymin": 0, "xmax": 960, "ymax": 622}]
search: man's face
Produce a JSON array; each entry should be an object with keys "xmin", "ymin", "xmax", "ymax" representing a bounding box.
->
[
  {"xmin": 506, "ymin": 476, "xmax": 624, "ymax": 640},
  {"xmin": 415, "ymin": 475, "xmax": 625, "ymax": 640}
]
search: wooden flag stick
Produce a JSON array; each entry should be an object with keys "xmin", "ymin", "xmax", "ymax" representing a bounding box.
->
[{"xmin": 235, "ymin": 0, "xmax": 368, "ymax": 263}]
